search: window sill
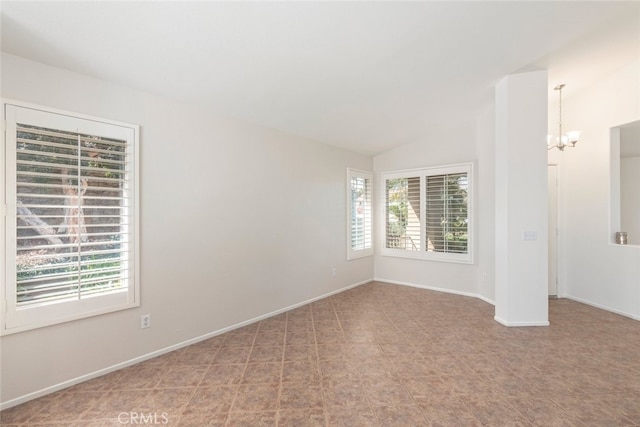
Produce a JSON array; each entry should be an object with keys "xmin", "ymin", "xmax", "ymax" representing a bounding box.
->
[
  {"xmin": 382, "ymin": 249, "xmax": 473, "ymax": 264},
  {"xmin": 609, "ymin": 243, "xmax": 640, "ymax": 249}
]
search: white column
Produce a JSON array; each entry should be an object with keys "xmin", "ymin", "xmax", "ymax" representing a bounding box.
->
[{"xmin": 494, "ymin": 70, "xmax": 549, "ymax": 327}]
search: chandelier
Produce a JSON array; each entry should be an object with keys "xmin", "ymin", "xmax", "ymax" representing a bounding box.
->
[{"xmin": 547, "ymin": 84, "xmax": 580, "ymax": 151}]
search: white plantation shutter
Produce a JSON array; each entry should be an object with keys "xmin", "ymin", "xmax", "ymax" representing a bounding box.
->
[
  {"xmin": 382, "ymin": 164, "xmax": 472, "ymax": 263},
  {"xmin": 3, "ymin": 102, "xmax": 140, "ymax": 334},
  {"xmin": 385, "ymin": 175, "xmax": 421, "ymax": 251},
  {"xmin": 347, "ymin": 169, "xmax": 373, "ymax": 259},
  {"xmin": 425, "ymin": 172, "xmax": 469, "ymax": 254}
]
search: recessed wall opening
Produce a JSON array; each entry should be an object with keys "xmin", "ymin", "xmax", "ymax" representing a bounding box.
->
[{"xmin": 610, "ymin": 120, "xmax": 640, "ymax": 246}]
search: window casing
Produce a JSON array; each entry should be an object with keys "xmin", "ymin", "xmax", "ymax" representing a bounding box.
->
[
  {"xmin": 382, "ymin": 163, "xmax": 473, "ymax": 263},
  {"xmin": 347, "ymin": 168, "xmax": 373, "ymax": 259},
  {"xmin": 2, "ymin": 101, "xmax": 140, "ymax": 334}
]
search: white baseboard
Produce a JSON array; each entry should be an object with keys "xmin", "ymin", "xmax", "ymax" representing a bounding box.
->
[
  {"xmin": 476, "ymin": 293, "xmax": 496, "ymax": 306},
  {"xmin": 0, "ymin": 278, "xmax": 372, "ymax": 411},
  {"xmin": 374, "ymin": 277, "xmax": 496, "ymax": 306},
  {"xmin": 563, "ymin": 295, "xmax": 640, "ymax": 321},
  {"xmin": 494, "ymin": 315, "xmax": 550, "ymax": 327}
]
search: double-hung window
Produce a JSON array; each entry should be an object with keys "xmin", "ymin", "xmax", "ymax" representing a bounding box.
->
[
  {"xmin": 347, "ymin": 168, "xmax": 373, "ymax": 259},
  {"xmin": 383, "ymin": 163, "xmax": 472, "ymax": 263},
  {"xmin": 2, "ymin": 101, "xmax": 140, "ymax": 334}
]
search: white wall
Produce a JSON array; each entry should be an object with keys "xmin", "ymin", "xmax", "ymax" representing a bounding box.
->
[
  {"xmin": 372, "ymin": 114, "xmax": 496, "ymax": 303},
  {"xmin": 494, "ymin": 70, "xmax": 549, "ymax": 327},
  {"xmin": 549, "ymin": 60, "xmax": 640, "ymax": 319},
  {"xmin": 0, "ymin": 53, "xmax": 373, "ymax": 406},
  {"xmin": 475, "ymin": 104, "xmax": 496, "ymax": 302}
]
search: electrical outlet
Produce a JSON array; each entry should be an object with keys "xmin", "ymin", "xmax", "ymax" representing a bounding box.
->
[
  {"xmin": 331, "ymin": 267, "xmax": 337, "ymax": 277},
  {"xmin": 141, "ymin": 314, "xmax": 151, "ymax": 329}
]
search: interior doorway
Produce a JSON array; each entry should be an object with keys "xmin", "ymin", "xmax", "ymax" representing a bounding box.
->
[{"xmin": 548, "ymin": 164, "xmax": 558, "ymax": 296}]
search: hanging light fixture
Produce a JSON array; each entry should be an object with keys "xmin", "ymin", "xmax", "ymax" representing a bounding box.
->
[{"xmin": 548, "ymin": 83, "xmax": 580, "ymax": 151}]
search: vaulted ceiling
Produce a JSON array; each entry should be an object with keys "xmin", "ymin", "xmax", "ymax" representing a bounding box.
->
[{"xmin": 2, "ymin": 1, "xmax": 638, "ymax": 155}]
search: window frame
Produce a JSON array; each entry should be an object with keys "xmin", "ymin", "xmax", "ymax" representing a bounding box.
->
[
  {"xmin": 381, "ymin": 163, "xmax": 473, "ymax": 264},
  {"xmin": 1, "ymin": 99, "xmax": 140, "ymax": 335},
  {"xmin": 346, "ymin": 168, "xmax": 373, "ymax": 260}
]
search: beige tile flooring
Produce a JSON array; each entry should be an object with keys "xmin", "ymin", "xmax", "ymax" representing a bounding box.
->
[{"xmin": 2, "ymin": 281, "xmax": 640, "ymax": 426}]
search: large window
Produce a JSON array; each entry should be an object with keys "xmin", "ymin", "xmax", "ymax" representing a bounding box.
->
[
  {"xmin": 347, "ymin": 168, "xmax": 373, "ymax": 259},
  {"xmin": 2, "ymin": 101, "xmax": 140, "ymax": 334},
  {"xmin": 383, "ymin": 163, "xmax": 472, "ymax": 263}
]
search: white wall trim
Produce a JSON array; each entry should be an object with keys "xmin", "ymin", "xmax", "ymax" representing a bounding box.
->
[
  {"xmin": 563, "ymin": 295, "xmax": 640, "ymax": 321},
  {"xmin": 0, "ymin": 278, "xmax": 372, "ymax": 410},
  {"xmin": 476, "ymin": 294, "xmax": 496, "ymax": 306},
  {"xmin": 374, "ymin": 277, "xmax": 495, "ymax": 306},
  {"xmin": 494, "ymin": 316, "xmax": 550, "ymax": 327}
]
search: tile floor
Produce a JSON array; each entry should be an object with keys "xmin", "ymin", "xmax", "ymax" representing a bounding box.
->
[{"xmin": 2, "ymin": 281, "xmax": 640, "ymax": 426}]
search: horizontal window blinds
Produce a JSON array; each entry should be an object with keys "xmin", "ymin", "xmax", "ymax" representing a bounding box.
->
[
  {"xmin": 382, "ymin": 164, "xmax": 472, "ymax": 263},
  {"xmin": 350, "ymin": 175, "xmax": 372, "ymax": 251},
  {"xmin": 385, "ymin": 176, "xmax": 421, "ymax": 251},
  {"xmin": 425, "ymin": 172, "xmax": 468, "ymax": 254},
  {"xmin": 15, "ymin": 123, "xmax": 130, "ymax": 306}
]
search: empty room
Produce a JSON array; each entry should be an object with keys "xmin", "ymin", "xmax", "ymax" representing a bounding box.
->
[{"xmin": 1, "ymin": 1, "xmax": 639, "ymax": 426}]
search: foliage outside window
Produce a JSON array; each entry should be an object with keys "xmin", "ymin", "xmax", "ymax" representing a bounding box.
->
[
  {"xmin": 2, "ymin": 101, "xmax": 140, "ymax": 334},
  {"xmin": 383, "ymin": 164, "xmax": 473, "ymax": 263},
  {"xmin": 347, "ymin": 169, "xmax": 373, "ymax": 259}
]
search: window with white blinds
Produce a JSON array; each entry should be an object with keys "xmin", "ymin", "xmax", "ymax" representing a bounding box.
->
[
  {"xmin": 385, "ymin": 176, "xmax": 421, "ymax": 251},
  {"xmin": 382, "ymin": 163, "xmax": 472, "ymax": 263},
  {"xmin": 2, "ymin": 101, "xmax": 140, "ymax": 334},
  {"xmin": 425, "ymin": 172, "xmax": 469, "ymax": 255},
  {"xmin": 347, "ymin": 169, "xmax": 373, "ymax": 259}
]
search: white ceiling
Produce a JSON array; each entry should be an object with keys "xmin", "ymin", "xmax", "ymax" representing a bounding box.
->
[{"xmin": 1, "ymin": 1, "xmax": 639, "ymax": 155}]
